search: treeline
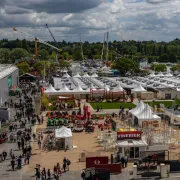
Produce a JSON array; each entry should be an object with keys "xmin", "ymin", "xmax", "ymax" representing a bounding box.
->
[{"xmin": 0, "ymin": 38, "xmax": 180, "ymax": 63}]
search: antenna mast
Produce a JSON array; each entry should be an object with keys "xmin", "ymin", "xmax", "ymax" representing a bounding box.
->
[
  {"xmin": 106, "ymin": 32, "xmax": 109, "ymax": 62},
  {"xmin": 101, "ymin": 33, "xmax": 106, "ymax": 61}
]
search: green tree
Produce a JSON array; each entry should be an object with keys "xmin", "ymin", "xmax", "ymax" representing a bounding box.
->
[
  {"xmin": 16, "ymin": 61, "xmax": 31, "ymax": 75},
  {"xmin": 22, "ymin": 39, "xmax": 28, "ymax": 50},
  {"xmin": 39, "ymin": 49, "xmax": 49, "ymax": 60},
  {"xmin": 168, "ymin": 53, "xmax": 177, "ymax": 63},
  {"xmin": 151, "ymin": 63, "xmax": 167, "ymax": 72},
  {"xmin": 164, "ymin": 44, "xmax": 168, "ymax": 54},
  {"xmin": 0, "ymin": 48, "xmax": 10, "ymax": 63},
  {"xmin": 158, "ymin": 45, "xmax": 162, "ymax": 56},
  {"xmin": 111, "ymin": 57, "xmax": 139, "ymax": 76},
  {"xmin": 152, "ymin": 45, "xmax": 156, "ymax": 56},
  {"xmin": 62, "ymin": 52, "xmax": 69, "ymax": 60},
  {"xmin": 159, "ymin": 54, "xmax": 168, "ymax": 62},
  {"xmin": 10, "ymin": 48, "xmax": 29, "ymax": 62}
]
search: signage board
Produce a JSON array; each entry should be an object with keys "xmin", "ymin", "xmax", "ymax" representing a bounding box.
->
[
  {"xmin": 117, "ymin": 131, "xmax": 142, "ymax": 140},
  {"xmin": 8, "ymin": 75, "xmax": 12, "ymax": 88}
]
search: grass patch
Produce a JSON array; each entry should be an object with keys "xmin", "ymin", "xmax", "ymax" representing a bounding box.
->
[
  {"xmin": 90, "ymin": 102, "xmax": 136, "ymax": 109},
  {"xmin": 144, "ymin": 100, "xmax": 180, "ymax": 108}
]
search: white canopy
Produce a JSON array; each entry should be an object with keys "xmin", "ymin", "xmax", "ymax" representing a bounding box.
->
[
  {"xmin": 44, "ymin": 84, "xmax": 57, "ymax": 94},
  {"xmin": 117, "ymin": 139, "xmax": 147, "ymax": 147},
  {"xmin": 55, "ymin": 126, "xmax": 72, "ymax": 150},
  {"xmin": 72, "ymin": 84, "xmax": 88, "ymax": 94},
  {"xmin": 91, "ymin": 73, "xmax": 98, "ymax": 77},
  {"xmin": 73, "ymin": 73, "xmax": 81, "ymax": 77},
  {"xmin": 129, "ymin": 100, "xmax": 145, "ymax": 115},
  {"xmin": 165, "ymin": 72, "xmax": 173, "ymax": 77},
  {"xmin": 111, "ymin": 82, "xmax": 124, "ymax": 92},
  {"xmin": 149, "ymin": 72, "xmax": 156, "ymax": 77},
  {"xmin": 135, "ymin": 104, "xmax": 161, "ymax": 120},
  {"xmin": 157, "ymin": 72, "xmax": 164, "ymax": 77},
  {"xmin": 55, "ymin": 126, "xmax": 72, "ymax": 138},
  {"xmin": 132, "ymin": 84, "xmax": 146, "ymax": 92},
  {"xmin": 57, "ymin": 84, "xmax": 71, "ymax": 93},
  {"xmin": 83, "ymin": 72, "xmax": 89, "ymax": 77}
]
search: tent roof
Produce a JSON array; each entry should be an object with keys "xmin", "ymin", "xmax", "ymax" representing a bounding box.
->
[
  {"xmin": 135, "ymin": 104, "xmax": 161, "ymax": 120},
  {"xmin": 165, "ymin": 72, "xmax": 173, "ymax": 77},
  {"xmin": 91, "ymin": 73, "xmax": 98, "ymax": 77},
  {"xmin": 83, "ymin": 72, "xmax": 89, "ymax": 77},
  {"xmin": 111, "ymin": 82, "xmax": 124, "ymax": 92},
  {"xmin": 117, "ymin": 139, "xmax": 147, "ymax": 147},
  {"xmin": 55, "ymin": 126, "xmax": 72, "ymax": 138},
  {"xmin": 19, "ymin": 73, "xmax": 36, "ymax": 78},
  {"xmin": 58, "ymin": 84, "xmax": 70, "ymax": 92},
  {"xmin": 129, "ymin": 100, "xmax": 145, "ymax": 115},
  {"xmin": 72, "ymin": 84, "xmax": 84, "ymax": 92},
  {"xmin": 149, "ymin": 72, "xmax": 155, "ymax": 77},
  {"xmin": 132, "ymin": 84, "xmax": 146, "ymax": 92},
  {"xmin": 157, "ymin": 72, "xmax": 164, "ymax": 77},
  {"xmin": 44, "ymin": 84, "xmax": 57, "ymax": 93},
  {"xmin": 73, "ymin": 73, "xmax": 81, "ymax": 77}
]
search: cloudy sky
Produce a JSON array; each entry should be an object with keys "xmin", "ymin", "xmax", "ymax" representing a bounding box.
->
[{"xmin": 0, "ymin": 0, "xmax": 180, "ymax": 42}]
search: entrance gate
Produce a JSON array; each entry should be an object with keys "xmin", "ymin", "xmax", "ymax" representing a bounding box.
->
[{"xmin": 85, "ymin": 168, "xmax": 110, "ymax": 180}]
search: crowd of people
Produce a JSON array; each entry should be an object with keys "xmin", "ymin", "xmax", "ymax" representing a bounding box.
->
[{"xmin": 35, "ymin": 157, "xmax": 71, "ymax": 180}]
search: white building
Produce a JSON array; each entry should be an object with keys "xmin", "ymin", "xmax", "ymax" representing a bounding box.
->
[{"xmin": 0, "ymin": 64, "xmax": 19, "ymax": 106}]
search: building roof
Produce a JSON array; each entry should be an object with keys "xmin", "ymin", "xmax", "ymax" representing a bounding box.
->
[{"xmin": 0, "ymin": 64, "xmax": 18, "ymax": 79}]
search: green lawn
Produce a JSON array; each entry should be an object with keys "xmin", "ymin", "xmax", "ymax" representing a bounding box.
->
[
  {"xmin": 90, "ymin": 102, "xmax": 136, "ymax": 109},
  {"xmin": 144, "ymin": 100, "xmax": 180, "ymax": 108}
]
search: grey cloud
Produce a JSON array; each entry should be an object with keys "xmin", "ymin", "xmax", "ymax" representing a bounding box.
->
[
  {"xmin": 4, "ymin": 6, "xmax": 32, "ymax": 14},
  {"xmin": 146, "ymin": 0, "xmax": 174, "ymax": 4},
  {"xmin": 8, "ymin": 0, "xmax": 102, "ymax": 14}
]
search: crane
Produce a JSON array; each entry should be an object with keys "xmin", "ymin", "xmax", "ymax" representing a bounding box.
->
[
  {"xmin": 13, "ymin": 28, "xmax": 60, "ymax": 61},
  {"xmin": 45, "ymin": 24, "xmax": 59, "ymax": 63}
]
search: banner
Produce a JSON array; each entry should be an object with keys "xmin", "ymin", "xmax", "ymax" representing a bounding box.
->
[
  {"xmin": 8, "ymin": 75, "xmax": 12, "ymax": 88},
  {"xmin": 117, "ymin": 131, "xmax": 142, "ymax": 140}
]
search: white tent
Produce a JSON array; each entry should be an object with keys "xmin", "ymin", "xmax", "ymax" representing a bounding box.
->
[
  {"xmin": 111, "ymin": 82, "xmax": 124, "ymax": 92},
  {"xmin": 91, "ymin": 73, "xmax": 98, "ymax": 77},
  {"xmin": 149, "ymin": 72, "xmax": 156, "ymax": 77},
  {"xmin": 72, "ymin": 84, "xmax": 88, "ymax": 94},
  {"xmin": 157, "ymin": 72, "xmax": 164, "ymax": 77},
  {"xmin": 73, "ymin": 73, "xmax": 81, "ymax": 77},
  {"xmin": 132, "ymin": 84, "xmax": 146, "ymax": 92},
  {"xmin": 129, "ymin": 100, "xmax": 145, "ymax": 115},
  {"xmin": 55, "ymin": 126, "xmax": 73, "ymax": 150},
  {"xmin": 57, "ymin": 84, "xmax": 71, "ymax": 93},
  {"xmin": 83, "ymin": 72, "xmax": 89, "ymax": 77},
  {"xmin": 165, "ymin": 72, "xmax": 173, "ymax": 77},
  {"xmin": 135, "ymin": 104, "xmax": 161, "ymax": 125},
  {"xmin": 44, "ymin": 84, "xmax": 57, "ymax": 94}
]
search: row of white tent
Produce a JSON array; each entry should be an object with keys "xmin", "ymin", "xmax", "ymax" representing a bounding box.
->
[
  {"xmin": 149, "ymin": 72, "xmax": 173, "ymax": 77},
  {"xmin": 129, "ymin": 101, "xmax": 161, "ymax": 123},
  {"xmin": 63, "ymin": 72, "xmax": 98, "ymax": 78},
  {"xmin": 44, "ymin": 82, "xmax": 125, "ymax": 95}
]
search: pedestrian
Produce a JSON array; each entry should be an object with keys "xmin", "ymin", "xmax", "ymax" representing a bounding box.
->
[
  {"xmin": 47, "ymin": 169, "xmax": 51, "ymax": 180},
  {"xmin": 26, "ymin": 153, "xmax": 30, "ymax": 164},
  {"xmin": 11, "ymin": 159, "xmax": 15, "ymax": 171},
  {"xmin": 81, "ymin": 170, "xmax": 86, "ymax": 180},
  {"xmin": 63, "ymin": 162, "xmax": 66, "ymax": 172},
  {"xmin": 66, "ymin": 159, "xmax": 71, "ymax": 171},
  {"xmin": 33, "ymin": 133, "xmax": 36, "ymax": 141},
  {"xmin": 57, "ymin": 162, "xmax": 61, "ymax": 176},
  {"xmin": 38, "ymin": 140, "xmax": 41, "ymax": 149},
  {"xmin": 2, "ymin": 151, "xmax": 7, "ymax": 161},
  {"xmin": 17, "ymin": 156, "xmax": 22, "ymax": 169},
  {"xmin": 17, "ymin": 140, "xmax": 21, "ymax": 150}
]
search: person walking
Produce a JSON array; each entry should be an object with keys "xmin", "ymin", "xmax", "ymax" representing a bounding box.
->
[
  {"xmin": 38, "ymin": 140, "xmax": 41, "ymax": 149},
  {"xmin": 81, "ymin": 170, "xmax": 86, "ymax": 180},
  {"xmin": 2, "ymin": 151, "xmax": 7, "ymax": 161},
  {"xmin": 47, "ymin": 169, "xmax": 51, "ymax": 180},
  {"xmin": 63, "ymin": 162, "xmax": 66, "ymax": 173},
  {"xmin": 11, "ymin": 159, "xmax": 15, "ymax": 171},
  {"xmin": 66, "ymin": 159, "xmax": 71, "ymax": 171}
]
